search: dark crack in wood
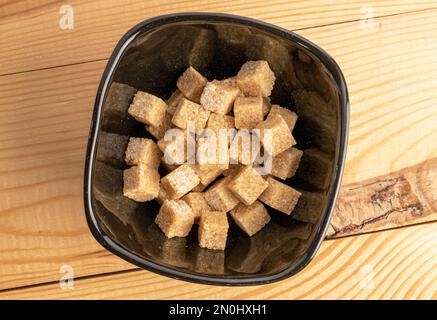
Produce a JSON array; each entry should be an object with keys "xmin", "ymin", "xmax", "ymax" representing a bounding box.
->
[{"xmin": 326, "ymin": 158, "xmax": 436, "ymax": 238}]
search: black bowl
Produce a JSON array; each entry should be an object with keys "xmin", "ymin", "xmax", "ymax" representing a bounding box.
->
[{"xmin": 84, "ymin": 13, "xmax": 349, "ymax": 286}]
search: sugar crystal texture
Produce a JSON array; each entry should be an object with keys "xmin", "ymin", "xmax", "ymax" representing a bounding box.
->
[
  {"xmin": 200, "ymin": 79, "xmax": 240, "ymax": 115},
  {"xmin": 146, "ymin": 111, "xmax": 173, "ymax": 140},
  {"xmin": 206, "ymin": 113, "xmax": 236, "ymax": 145},
  {"xmin": 255, "ymin": 113, "xmax": 295, "ymax": 157},
  {"xmin": 230, "ymin": 201, "xmax": 270, "ymax": 236},
  {"xmin": 227, "ymin": 165, "xmax": 268, "ymax": 205},
  {"xmin": 124, "ymin": 137, "xmax": 162, "ymax": 168},
  {"xmin": 259, "ymin": 176, "xmax": 301, "ymax": 214},
  {"xmin": 204, "ymin": 176, "xmax": 240, "ymax": 212},
  {"xmin": 198, "ymin": 211, "xmax": 229, "ymax": 250},
  {"xmin": 172, "ymin": 98, "xmax": 210, "ymax": 133},
  {"xmin": 262, "ymin": 97, "xmax": 272, "ymax": 116},
  {"xmin": 176, "ymin": 66, "xmax": 208, "ymax": 103},
  {"xmin": 267, "ymin": 104, "xmax": 298, "ymax": 131},
  {"xmin": 182, "ymin": 192, "xmax": 211, "ymax": 221},
  {"xmin": 161, "ymin": 164, "xmax": 200, "ymax": 199},
  {"xmin": 128, "ymin": 91, "xmax": 167, "ymax": 127},
  {"xmin": 155, "ymin": 199, "xmax": 194, "ymax": 238},
  {"xmin": 236, "ymin": 60, "xmax": 275, "ymax": 97},
  {"xmin": 123, "ymin": 163, "xmax": 160, "ymax": 202},
  {"xmin": 271, "ymin": 147, "xmax": 303, "ymax": 180},
  {"xmin": 166, "ymin": 89, "xmax": 185, "ymax": 115},
  {"xmin": 234, "ymin": 96, "xmax": 264, "ymax": 130}
]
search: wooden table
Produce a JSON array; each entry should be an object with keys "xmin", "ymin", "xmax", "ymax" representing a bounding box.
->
[{"xmin": 0, "ymin": 1, "xmax": 436, "ymax": 299}]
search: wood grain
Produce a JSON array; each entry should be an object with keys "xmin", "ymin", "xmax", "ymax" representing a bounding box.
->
[
  {"xmin": 297, "ymin": 10, "xmax": 437, "ymax": 184},
  {"xmin": 1, "ymin": 0, "xmax": 437, "ymax": 74},
  {"xmin": 328, "ymin": 158, "xmax": 437, "ymax": 238},
  {"xmin": 0, "ymin": 60, "xmax": 135, "ymax": 290},
  {"xmin": 0, "ymin": 6, "xmax": 436, "ymax": 294},
  {"xmin": 1, "ymin": 222, "xmax": 435, "ymax": 300}
]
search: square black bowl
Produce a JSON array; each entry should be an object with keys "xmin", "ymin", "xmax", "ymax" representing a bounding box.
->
[{"xmin": 84, "ymin": 13, "xmax": 349, "ymax": 286}]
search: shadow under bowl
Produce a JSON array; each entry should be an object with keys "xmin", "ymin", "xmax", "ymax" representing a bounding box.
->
[{"xmin": 84, "ymin": 12, "xmax": 349, "ymax": 286}]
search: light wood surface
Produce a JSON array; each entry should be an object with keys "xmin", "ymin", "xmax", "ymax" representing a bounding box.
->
[
  {"xmin": 0, "ymin": 1, "xmax": 436, "ymax": 299},
  {"xmin": 0, "ymin": 61, "xmax": 135, "ymax": 291},
  {"xmin": 1, "ymin": 222, "xmax": 435, "ymax": 300},
  {"xmin": 2, "ymin": 0, "xmax": 437, "ymax": 75}
]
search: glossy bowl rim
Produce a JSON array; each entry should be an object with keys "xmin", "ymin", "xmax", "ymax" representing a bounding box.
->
[{"xmin": 83, "ymin": 12, "xmax": 349, "ymax": 286}]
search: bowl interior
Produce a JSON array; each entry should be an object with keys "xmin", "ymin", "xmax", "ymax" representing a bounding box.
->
[{"xmin": 89, "ymin": 17, "xmax": 344, "ymax": 282}]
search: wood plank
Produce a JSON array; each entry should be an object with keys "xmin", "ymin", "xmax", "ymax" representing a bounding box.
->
[
  {"xmin": 1, "ymin": 9, "xmax": 437, "ymax": 291},
  {"xmin": 0, "ymin": 60, "xmax": 135, "ymax": 290},
  {"xmin": 328, "ymin": 158, "xmax": 437, "ymax": 238},
  {"xmin": 296, "ymin": 9, "xmax": 437, "ymax": 184},
  {"xmin": 1, "ymin": 0, "xmax": 437, "ymax": 74},
  {"xmin": 1, "ymin": 222, "xmax": 435, "ymax": 299}
]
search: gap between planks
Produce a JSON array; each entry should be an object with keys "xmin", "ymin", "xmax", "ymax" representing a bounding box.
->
[
  {"xmin": 0, "ymin": 219, "xmax": 435, "ymax": 297},
  {"xmin": 0, "ymin": 221, "xmax": 435, "ymax": 299}
]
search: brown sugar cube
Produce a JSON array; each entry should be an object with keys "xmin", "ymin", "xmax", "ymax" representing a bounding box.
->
[
  {"xmin": 227, "ymin": 165, "xmax": 268, "ymax": 205},
  {"xmin": 166, "ymin": 89, "xmax": 185, "ymax": 115},
  {"xmin": 194, "ymin": 135, "xmax": 230, "ymax": 188},
  {"xmin": 161, "ymin": 164, "xmax": 200, "ymax": 199},
  {"xmin": 123, "ymin": 163, "xmax": 160, "ymax": 202},
  {"xmin": 230, "ymin": 201, "xmax": 271, "ymax": 236},
  {"xmin": 196, "ymin": 135, "xmax": 230, "ymax": 168},
  {"xmin": 172, "ymin": 98, "xmax": 210, "ymax": 133},
  {"xmin": 255, "ymin": 113, "xmax": 296, "ymax": 157},
  {"xmin": 176, "ymin": 66, "xmax": 208, "ymax": 103},
  {"xmin": 271, "ymin": 147, "xmax": 303, "ymax": 180},
  {"xmin": 204, "ymin": 176, "xmax": 240, "ymax": 212},
  {"xmin": 262, "ymin": 97, "xmax": 272, "ymax": 116},
  {"xmin": 229, "ymin": 130, "xmax": 260, "ymax": 166},
  {"xmin": 158, "ymin": 129, "xmax": 187, "ymax": 165},
  {"xmin": 182, "ymin": 192, "xmax": 211, "ymax": 221},
  {"xmin": 146, "ymin": 111, "xmax": 173, "ymax": 140},
  {"xmin": 200, "ymin": 79, "xmax": 240, "ymax": 115},
  {"xmin": 221, "ymin": 77, "xmax": 245, "ymax": 97},
  {"xmin": 259, "ymin": 176, "xmax": 301, "ymax": 214},
  {"xmin": 198, "ymin": 211, "xmax": 229, "ymax": 250},
  {"xmin": 128, "ymin": 91, "xmax": 167, "ymax": 127},
  {"xmin": 234, "ymin": 96, "xmax": 264, "ymax": 130},
  {"xmin": 193, "ymin": 164, "xmax": 225, "ymax": 187},
  {"xmin": 236, "ymin": 60, "xmax": 275, "ymax": 97},
  {"xmin": 192, "ymin": 139, "xmax": 228, "ymax": 190},
  {"xmin": 156, "ymin": 184, "xmax": 171, "ymax": 205},
  {"xmin": 206, "ymin": 113, "xmax": 236, "ymax": 145},
  {"xmin": 267, "ymin": 104, "xmax": 298, "ymax": 131},
  {"xmin": 124, "ymin": 137, "xmax": 162, "ymax": 168},
  {"xmin": 155, "ymin": 200, "xmax": 194, "ymax": 238}
]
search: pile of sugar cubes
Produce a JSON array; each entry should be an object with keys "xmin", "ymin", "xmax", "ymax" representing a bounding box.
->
[{"xmin": 122, "ymin": 60, "xmax": 303, "ymax": 250}]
